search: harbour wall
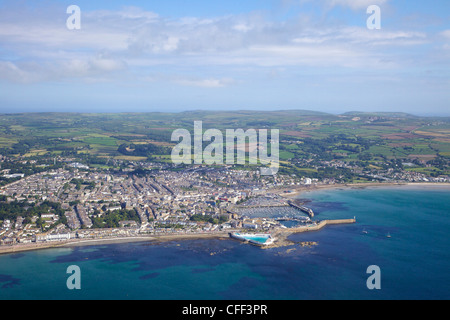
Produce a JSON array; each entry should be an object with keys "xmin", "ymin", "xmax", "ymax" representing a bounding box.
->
[{"xmin": 278, "ymin": 218, "xmax": 356, "ymax": 234}]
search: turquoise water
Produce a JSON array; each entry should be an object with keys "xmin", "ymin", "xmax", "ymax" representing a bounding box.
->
[
  {"xmin": 246, "ymin": 237, "xmax": 270, "ymax": 244},
  {"xmin": 0, "ymin": 185, "xmax": 449, "ymax": 300},
  {"xmin": 235, "ymin": 234, "xmax": 271, "ymax": 244}
]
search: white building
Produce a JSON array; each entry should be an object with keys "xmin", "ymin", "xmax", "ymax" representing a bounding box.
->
[{"xmin": 35, "ymin": 233, "xmax": 72, "ymax": 242}]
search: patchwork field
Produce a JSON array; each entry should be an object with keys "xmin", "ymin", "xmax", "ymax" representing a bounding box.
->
[{"xmin": 0, "ymin": 111, "xmax": 448, "ymax": 171}]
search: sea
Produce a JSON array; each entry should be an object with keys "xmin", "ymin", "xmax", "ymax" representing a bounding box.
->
[{"xmin": 0, "ymin": 185, "xmax": 449, "ymax": 300}]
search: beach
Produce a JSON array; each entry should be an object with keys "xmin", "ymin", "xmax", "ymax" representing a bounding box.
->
[{"xmin": 277, "ymin": 182, "xmax": 450, "ymax": 198}]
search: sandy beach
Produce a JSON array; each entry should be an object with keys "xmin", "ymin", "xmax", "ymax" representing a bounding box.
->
[{"xmin": 278, "ymin": 182, "xmax": 450, "ymax": 198}]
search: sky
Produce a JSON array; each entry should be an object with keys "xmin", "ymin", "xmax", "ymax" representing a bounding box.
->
[{"xmin": 0, "ymin": 0, "xmax": 449, "ymax": 115}]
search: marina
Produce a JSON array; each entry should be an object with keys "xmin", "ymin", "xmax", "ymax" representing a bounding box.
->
[{"xmin": 232, "ymin": 195, "xmax": 354, "ymax": 248}]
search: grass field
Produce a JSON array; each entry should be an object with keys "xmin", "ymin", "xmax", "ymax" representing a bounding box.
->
[
  {"xmin": 0, "ymin": 111, "xmax": 448, "ymax": 170},
  {"xmin": 83, "ymin": 135, "xmax": 119, "ymax": 147}
]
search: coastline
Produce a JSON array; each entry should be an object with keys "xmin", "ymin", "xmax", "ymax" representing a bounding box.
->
[
  {"xmin": 278, "ymin": 182, "xmax": 450, "ymax": 198},
  {"xmin": 2, "ymin": 182, "xmax": 450, "ymax": 256},
  {"xmin": 0, "ymin": 232, "xmax": 231, "ymax": 255},
  {"xmin": 62, "ymin": 232, "xmax": 231, "ymax": 248}
]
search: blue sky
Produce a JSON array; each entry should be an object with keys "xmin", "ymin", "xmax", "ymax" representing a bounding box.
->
[{"xmin": 0, "ymin": 0, "xmax": 449, "ymax": 115}]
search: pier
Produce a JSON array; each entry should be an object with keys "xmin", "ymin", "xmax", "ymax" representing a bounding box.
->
[
  {"xmin": 259, "ymin": 218, "xmax": 356, "ymax": 249},
  {"xmin": 287, "ymin": 200, "xmax": 315, "ymax": 218},
  {"xmin": 276, "ymin": 217, "xmax": 310, "ymax": 223},
  {"xmin": 277, "ymin": 218, "xmax": 356, "ymax": 235}
]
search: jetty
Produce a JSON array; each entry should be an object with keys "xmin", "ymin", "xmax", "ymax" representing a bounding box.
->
[
  {"xmin": 276, "ymin": 217, "xmax": 310, "ymax": 223},
  {"xmin": 230, "ymin": 218, "xmax": 356, "ymax": 249},
  {"xmin": 278, "ymin": 218, "xmax": 356, "ymax": 234},
  {"xmin": 264, "ymin": 218, "xmax": 356, "ymax": 249}
]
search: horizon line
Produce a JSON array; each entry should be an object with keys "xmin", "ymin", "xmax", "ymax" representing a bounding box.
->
[{"xmin": 0, "ymin": 109, "xmax": 449, "ymax": 118}]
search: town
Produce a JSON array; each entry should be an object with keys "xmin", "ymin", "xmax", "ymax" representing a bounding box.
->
[
  {"xmin": 0, "ymin": 160, "xmax": 286, "ymax": 247},
  {"xmin": 0, "ymin": 154, "xmax": 448, "ymax": 248}
]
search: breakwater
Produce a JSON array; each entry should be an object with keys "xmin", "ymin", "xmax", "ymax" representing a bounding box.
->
[
  {"xmin": 280, "ymin": 219, "xmax": 356, "ymax": 234},
  {"xmin": 281, "ymin": 219, "xmax": 356, "ymax": 233},
  {"xmin": 263, "ymin": 218, "xmax": 356, "ymax": 249}
]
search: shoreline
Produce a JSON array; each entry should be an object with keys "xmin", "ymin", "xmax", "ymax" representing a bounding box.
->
[
  {"xmin": 1, "ymin": 182, "xmax": 449, "ymax": 255},
  {"xmin": 62, "ymin": 232, "xmax": 231, "ymax": 248},
  {"xmin": 278, "ymin": 182, "xmax": 450, "ymax": 198},
  {"xmin": 0, "ymin": 232, "xmax": 231, "ymax": 255}
]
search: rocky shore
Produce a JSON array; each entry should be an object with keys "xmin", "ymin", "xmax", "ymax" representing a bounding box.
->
[{"xmin": 0, "ymin": 233, "xmax": 231, "ymax": 255}]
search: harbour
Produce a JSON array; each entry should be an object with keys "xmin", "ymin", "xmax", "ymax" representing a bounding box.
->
[{"xmin": 230, "ymin": 218, "xmax": 356, "ymax": 248}]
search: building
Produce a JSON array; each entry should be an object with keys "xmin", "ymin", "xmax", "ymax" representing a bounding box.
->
[{"xmin": 34, "ymin": 233, "xmax": 72, "ymax": 242}]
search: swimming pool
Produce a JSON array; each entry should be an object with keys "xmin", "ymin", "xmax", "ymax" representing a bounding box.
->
[
  {"xmin": 244, "ymin": 235, "xmax": 270, "ymax": 244},
  {"xmin": 230, "ymin": 233, "xmax": 274, "ymax": 245}
]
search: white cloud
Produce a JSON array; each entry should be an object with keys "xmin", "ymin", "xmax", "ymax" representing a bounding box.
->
[
  {"xmin": 440, "ymin": 30, "xmax": 450, "ymax": 39},
  {"xmin": 325, "ymin": 0, "xmax": 389, "ymax": 10},
  {"xmin": 233, "ymin": 24, "xmax": 253, "ymax": 33},
  {"xmin": 0, "ymin": 57, "xmax": 126, "ymax": 83},
  {"xmin": 88, "ymin": 6, "xmax": 159, "ymax": 21},
  {"xmin": 175, "ymin": 77, "xmax": 235, "ymax": 88},
  {"xmin": 295, "ymin": 0, "xmax": 389, "ymax": 10},
  {"xmin": 0, "ymin": 1, "xmax": 436, "ymax": 85}
]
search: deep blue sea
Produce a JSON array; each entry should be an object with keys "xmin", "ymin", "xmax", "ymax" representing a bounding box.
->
[{"xmin": 0, "ymin": 185, "xmax": 449, "ymax": 300}]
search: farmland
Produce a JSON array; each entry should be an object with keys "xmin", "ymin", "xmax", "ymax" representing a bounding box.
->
[{"xmin": 0, "ymin": 110, "xmax": 449, "ymax": 179}]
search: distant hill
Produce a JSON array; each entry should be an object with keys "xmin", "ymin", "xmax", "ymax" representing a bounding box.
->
[{"xmin": 341, "ymin": 111, "xmax": 419, "ymax": 119}]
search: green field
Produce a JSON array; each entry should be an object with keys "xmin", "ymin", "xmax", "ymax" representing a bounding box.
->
[
  {"xmin": 83, "ymin": 136, "xmax": 119, "ymax": 147},
  {"xmin": 0, "ymin": 111, "xmax": 448, "ymax": 174}
]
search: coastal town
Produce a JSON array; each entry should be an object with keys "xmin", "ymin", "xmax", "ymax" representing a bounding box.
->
[
  {"xmin": 0, "ymin": 155, "xmax": 448, "ymax": 252},
  {"xmin": 0, "ymin": 160, "xmax": 290, "ymax": 248}
]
